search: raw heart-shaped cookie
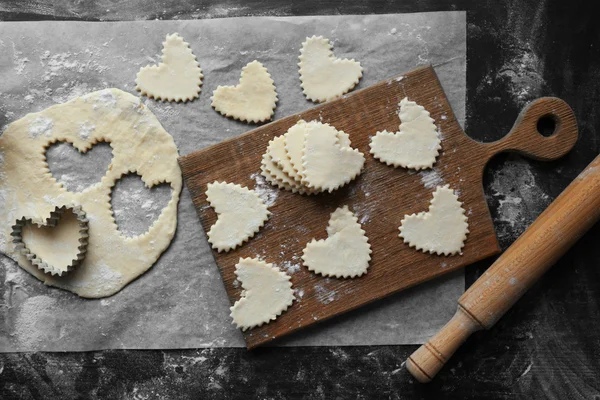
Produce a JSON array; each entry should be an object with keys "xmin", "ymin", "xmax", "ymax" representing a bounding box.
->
[
  {"xmin": 284, "ymin": 120, "xmax": 352, "ymax": 184},
  {"xmin": 302, "ymin": 206, "xmax": 371, "ymax": 278},
  {"xmin": 230, "ymin": 257, "xmax": 295, "ymax": 331},
  {"xmin": 301, "ymin": 121, "xmax": 365, "ymax": 192},
  {"xmin": 11, "ymin": 205, "xmax": 89, "ymax": 276},
  {"xmin": 284, "ymin": 120, "xmax": 311, "ymax": 182},
  {"xmin": 299, "ymin": 36, "xmax": 363, "ymax": 103},
  {"xmin": 399, "ymin": 185, "xmax": 469, "ymax": 256},
  {"xmin": 261, "ymin": 150, "xmax": 311, "ymax": 195},
  {"xmin": 370, "ymin": 97, "xmax": 441, "ymax": 170},
  {"xmin": 262, "ymin": 137, "xmax": 314, "ymax": 195},
  {"xmin": 260, "ymin": 153, "xmax": 296, "ymax": 193},
  {"xmin": 211, "ymin": 60, "xmax": 278, "ymax": 123},
  {"xmin": 276, "ymin": 122, "xmax": 308, "ymax": 185},
  {"xmin": 135, "ymin": 33, "xmax": 203, "ymax": 102},
  {"xmin": 206, "ymin": 181, "xmax": 271, "ymax": 252}
]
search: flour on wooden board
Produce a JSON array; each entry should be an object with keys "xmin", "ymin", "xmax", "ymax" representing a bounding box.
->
[
  {"xmin": 250, "ymin": 172, "xmax": 278, "ymax": 207},
  {"xmin": 419, "ymin": 168, "xmax": 444, "ymax": 189},
  {"xmin": 281, "ymin": 261, "xmax": 301, "ymax": 275},
  {"xmin": 314, "ymin": 283, "xmax": 337, "ymax": 305}
]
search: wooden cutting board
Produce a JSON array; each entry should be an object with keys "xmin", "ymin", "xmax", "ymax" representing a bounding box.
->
[{"xmin": 178, "ymin": 65, "xmax": 578, "ymax": 349}]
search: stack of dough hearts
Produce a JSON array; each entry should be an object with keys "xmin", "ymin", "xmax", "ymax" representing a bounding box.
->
[{"xmin": 261, "ymin": 120, "xmax": 365, "ymax": 194}]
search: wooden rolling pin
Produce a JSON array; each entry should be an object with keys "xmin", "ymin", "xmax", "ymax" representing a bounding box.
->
[{"xmin": 406, "ymin": 154, "xmax": 600, "ymax": 383}]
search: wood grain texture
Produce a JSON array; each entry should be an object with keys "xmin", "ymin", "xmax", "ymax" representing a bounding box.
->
[{"xmin": 179, "ymin": 65, "xmax": 578, "ymax": 349}]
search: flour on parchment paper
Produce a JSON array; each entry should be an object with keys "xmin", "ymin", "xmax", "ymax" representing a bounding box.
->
[{"xmin": 0, "ymin": 46, "xmax": 112, "ymax": 123}]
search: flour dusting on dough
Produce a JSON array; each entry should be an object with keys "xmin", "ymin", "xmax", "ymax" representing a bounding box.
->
[
  {"xmin": 78, "ymin": 121, "xmax": 96, "ymax": 140},
  {"xmin": 29, "ymin": 116, "xmax": 54, "ymax": 138}
]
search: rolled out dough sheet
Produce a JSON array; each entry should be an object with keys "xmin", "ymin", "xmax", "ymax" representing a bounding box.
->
[{"xmin": 0, "ymin": 11, "xmax": 466, "ymax": 351}]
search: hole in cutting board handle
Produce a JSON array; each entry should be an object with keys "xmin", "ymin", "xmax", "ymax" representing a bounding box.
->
[{"xmin": 536, "ymin": 114, "xmax": 557, "ymax": 137}]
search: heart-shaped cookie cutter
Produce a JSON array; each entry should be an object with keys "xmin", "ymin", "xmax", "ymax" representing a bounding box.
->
[{"xmin": 10, "ymin": 205, "xmax": 89, "ymax": 277}]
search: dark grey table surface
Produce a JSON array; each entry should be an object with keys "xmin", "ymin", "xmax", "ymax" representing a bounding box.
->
[{"xmin": 1, "ymin": 1, "xmax": 599, "ymax": 399}]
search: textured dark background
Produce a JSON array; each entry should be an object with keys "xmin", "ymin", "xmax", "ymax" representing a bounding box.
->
[{"xmin": 1, "ymin": 0, "xmax": 599, "ymax": 399}]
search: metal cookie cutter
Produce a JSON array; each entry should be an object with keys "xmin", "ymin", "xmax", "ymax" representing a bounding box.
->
[{"xmin": 10, "ymin": 205, "xmax": 89, "ymax": 277}]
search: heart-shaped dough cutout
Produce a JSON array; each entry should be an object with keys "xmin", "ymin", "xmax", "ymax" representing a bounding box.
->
[
  {"xmin": 11, "ymin": 205, "xmax": 89, "ymax": 276},
  {"xmin": 262, "ymin": 133, "xmax": 316, "ymax": 195},
  {"xmin": 370, "ymin": 97, "xmax": 441, "ymax": 170},
  {"xmin": 399, "ymin": 185, "xmax": 469, "ymax": 256},
  {"xmin": 274, "ymin": 122, "xmax": 307, "ymax": 185},
  {"xmin": 301, "ymin": 121, "xmax": 365, "ymax": 192},
  {"xmin": 230, "ymin": 257, "xmax": 295, "ymax": 331},
  {"xmin": 302, "ymin": 206, "xmax": 371, "ymax": 278},
  {"xmin": 299, "ymin": 36, "xmax": 363, "ymax": 103},
  {"xmin": 211, "ymin": 60, "xmax": 278, "ymax": 123},
  {"xmin": 206, "ymin": 181, "xmax": 271, "ymax": 252},
  {"xmin": 135, "ymin": 33, "xmax": 203, "ymax": 102},
  {"xmin": 260, "ymin": 152, "xmax": 297, "ymax": 193}
]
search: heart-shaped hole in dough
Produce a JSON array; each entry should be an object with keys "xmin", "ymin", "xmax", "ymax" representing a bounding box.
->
[
  {"xmin": 46, "ymin": 140, "xmax": 113, "ymax": 192},
  {"xmin": 110, "ymin": 173, "xmax": 172, "ymax": 237}
]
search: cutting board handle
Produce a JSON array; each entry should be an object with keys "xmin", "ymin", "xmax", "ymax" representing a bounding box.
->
[{"xmin": 479, "ymin": 97, "xmax": 578, "ymax": 163}]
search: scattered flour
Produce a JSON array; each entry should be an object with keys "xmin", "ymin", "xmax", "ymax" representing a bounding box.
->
[
  {"xmin": 12, "ymin": 43, "xmax": 29, "ymax": 75},
  {"xmin": 93, "ymin": 89, "xmax": 118, "ymax": 108},
  {"xmin": 419, "ymin": 169, "xmax": 444, "ymax": 189},
  {"xmin": 251, "ymin": 172, "xmax": 278, "ymax": 207},
  {"xmin": 314, "ymin": 284, "xmax": 337, "ymax": 305},
  {"xmin": 41, "ymin": 51, "xmax": 110, "ymax": 82},
  {"xmin": 62, "ymin": 263, "xmax": 124, "ymax": 297},
  {"xmin": 14, "ymin": 295, "xmax": 59, "ymax": 348},
  {"xmin": 497, "ymin": 44, "xmax": 544, "ymax": 105},
  {"xmin": 281, "ymin": 261, "xmax": 300, "ymax": 275},
  {"xmin": 28, "ymin": 116, "xmax": 54, "ymax": 138},
  {"xmin": 487, "ymin": 155, "xmax": 551, "ymax": 246},
  {"xmin": 359, "ymin": 213, "xmax": 370, "ymax": 225},
  {"xmin": 143, "ymin": 100, "xmax": 180, "ymax": 121},
  {"xmin": 78, "ymin": 121, "xmax": 96, "ymax": 140}
]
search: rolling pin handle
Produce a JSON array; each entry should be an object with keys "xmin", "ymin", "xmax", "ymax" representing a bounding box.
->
[{"xmin": 406, "ymin": 305, "xmax": 483, "ymax": 382}]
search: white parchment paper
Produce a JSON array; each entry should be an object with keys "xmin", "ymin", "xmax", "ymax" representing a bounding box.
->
[{"xmin": 0, "ymin": 11, "xmax": 466, "ymax": 351}]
